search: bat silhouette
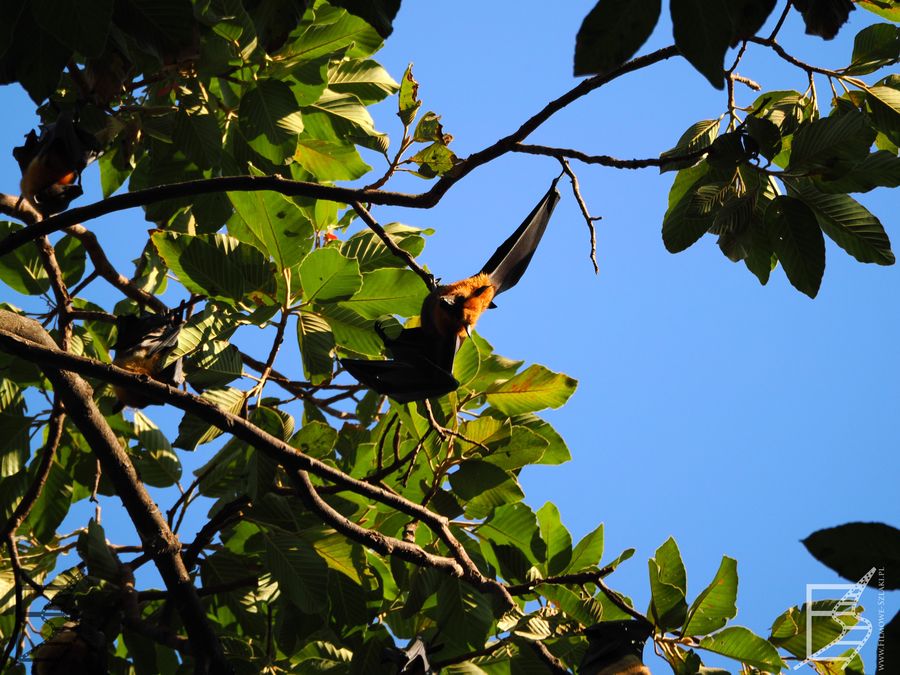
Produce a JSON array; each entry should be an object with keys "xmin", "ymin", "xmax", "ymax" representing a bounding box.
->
[
  {"xmin": 341, "ymin": 178, "xmax": 560, "ymax": 403},
  {"xmin": 579, "ymin": 620, "xmax": 653, "ymax": 675},
  {"xmin": 383, "ymin": 636, "xmax": 435, "ymax": 674},
  {"xmin": 13, "ymin": 110, "xmax": 100, "ymax": 216},
  {"xmin": 111, "ymin": 307, "xmax": 185, "ymax": 412}
]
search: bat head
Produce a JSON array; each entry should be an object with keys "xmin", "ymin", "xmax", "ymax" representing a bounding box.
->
[{"xmin": 426, "ymin": 273, "xmax": 496, "ymax": 339}]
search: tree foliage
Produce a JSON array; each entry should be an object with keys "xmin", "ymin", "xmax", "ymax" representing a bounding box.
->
[{"xmin": 0, "ymin": 1, "xmax": 896, "ymax": 673}]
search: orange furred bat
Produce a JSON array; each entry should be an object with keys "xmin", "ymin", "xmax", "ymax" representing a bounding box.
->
[
  {"xmin": 579, "ymin": 620, "xmax": 653, "ymax": 675},
  {"xmin": 341, "ymin": 178, "xmax": 561, "ymax": 403},
  {"xmin": 111, "ymin": 309, "xmax": 185, "ymax": 412},
  {"xmin": 13, "ymin": 111, "xmax": 100, "ymax": 216}
]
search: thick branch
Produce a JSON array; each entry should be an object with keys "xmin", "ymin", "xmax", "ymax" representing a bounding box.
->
[
  {"xmin": 0, "ymin": 46, "xmax": 680, "ymax": 258},
  {"xmin": 0, "ymin": 313, "xmax": 229, "ymax": 674},
  {"xmin": 0, "ymin": 317, "xmax": 514, "ymax": 609}
]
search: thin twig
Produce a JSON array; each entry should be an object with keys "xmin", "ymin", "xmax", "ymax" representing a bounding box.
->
[
  {"xmin": 351, "ymin": 201, "xmax": 436, "ymax": 291},
  {"xmin": 558, "ymin": 159, "xmax": 600, "ymax": 274},
  {"xmin": 596, "ymin": 577, "xmax": 648, "ymax": 623},
  {"xmin": 0, "ymin": 535, "xmax": 26, "ymax": 669}
]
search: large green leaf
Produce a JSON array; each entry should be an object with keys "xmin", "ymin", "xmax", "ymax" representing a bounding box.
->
[
  {"xmin": 448, "ymin": 460, "xmax": 524, "ymax": 519},
  {"xmin": 867, "ymin": 85, "xmax": 900, "ymax": 136},
  {"xmin": 239, "ymin": 78, "xmax": 304, "ymax": 162},
  {"xmin": 32, "ymin": 0, "xmax": 112, "ymax": 57},
  {"xmin": 174, "ymin": 387, "xmax": 247, "ymax": 450},
  {"xmin": 338, "ymin": 268, "xmax": 427, "ymax": 319},
  {"xmin": 699, "ymin": 626, "xmax": 785, "ymax": 671},
  {"xmin": 20, "ymin": 462, "xmax": 72, "ymax": 543},
  {"xmin": 803, "ymin": 522, "xmax": 900, "ymax": 589},
  {"xmin": 152, "ymin": 232, "xmax": 275, "ymax": 303},
  {"xmin": 476, "ymin": 503, "xmax": 546, "ymax": 567},
  {"xmin": 185, "ymin": 340, "xmax": 243, "ymax": 389},
  {"xmin": 788, "ymin": 179, "xmax": 894, "ymax": 265},
  {"xmin": 173, "ymin": 110, "xmax": 222, "ymax": 170},
  {"xmin": 299, "ymin": 247, "xmax": 362, "ymax": 303},
  {"xmin": 764, "ymin": 195, "xmax": 825, "ymax": 298},
  {"xmin": 659, "ymin": 119, "xmax": 720, "ymax": 172},
  {"xmin": 537, "ymin": 502, "xmax": 573, "ymax": 576},
  {"xmin": 262, "ymin": 529, "xmax": 329, "ymax": 613},
  {"xmin": 340, "ymin": 223, "xmax": 429, "ymax": 272},
  {"xmin": 683, "ymin": 556, "xmax": 738, "ymax": 636},
  {"xmin": 0, "ymin": 222, "xmax": 50, "ymax": 296},
  {"xmin": 859, "ymin": 0, "xmax": 900, "ymax": 21},
  {"xmin": 845, "ymin": 23, "xmax": 900, "ymax": 75},
  {"xmin": 671, "ymin": 0, "xmax": 731, "ymax": 89},
  {"xmin": 285, "ymin": 7, "xmax": 383, "ymax": 61},
  {"xmin": 770, "ymin": 600, "xmax": 864, "ymax": 660},
  {"xmin": 0, "ymin": 380, "xmax": 28, "ymax": 477},
  {"xmin": 648, "ymin": 537, "xmax": 688, "ymax": 630},
  {"xmin": 131, "ymin": 411, "xmax": 182, "ymax": 487},
  {"xmin": 566, "ymin": 523, "xmax": 604, "ymax": 573},
  {"xmin": 297, "ymin": 311, "xmax": 336, "ymax": 383},
  {"xmin": 573, "ymin": 0, "xmax": 661, "ymax": 76},
  {"xmin": 814, "ymin": 150, "xmax": 900, "ymax": 194},
  {"xmin": 485, "ymin": 364, "xmax": 577, "ymax": 415},
  {"xmin": 327, "ymin": 58, "xmax": 399, "ymax": 104},
  {"xmin": 318, "ymin": 304, "xmax": 381, "ymax": 355},
  {"xmin": 328, "ymin": 0, "xmax": 400, "ymax": 39},
  {"xmin": 229, "ymin": 190, "xmax": 315, "ymax": 272},
  {"xmin": 787, "ymin": 112, "xmax": 876, "ymax": 176},
  {"xmin": 294, "ymin": 139, "xmax": 372, "ymax": 180}
]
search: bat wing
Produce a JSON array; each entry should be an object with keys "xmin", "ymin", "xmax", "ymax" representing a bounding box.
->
[
  {"xmin": 340, "ymin": 357, "xmax": 459, "ymax": 404},
  {"xmin": 580, "ymin": 620, "xmax": 652, "ymax": 675},
  {"xmin": 379, "ymin": 326, "xmax": 459, "ymax": 373},
  {"xmin": 479, "ymin": 178, "xmax": 561, "ymax": 296}
]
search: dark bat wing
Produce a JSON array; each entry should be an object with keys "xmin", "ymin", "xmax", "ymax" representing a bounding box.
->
[
  {"xmin": 580, "ymin": 620, "xmax": 653, "ymax": 675},
  {"xmin": 340, "ymin": 357, "xmax": 459, "ymax": 404},
  {"xmin": 479, "ymin": 178, "xmax": 561, "ymax": 296}
]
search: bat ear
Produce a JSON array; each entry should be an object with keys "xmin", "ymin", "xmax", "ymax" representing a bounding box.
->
[
  {"xmin": 489, "ymin": 301, "xmax": 497, "ymax": 309},
  {"xmin": 439, "ymin": 296, "xmax": 456, "ymax": 307}
]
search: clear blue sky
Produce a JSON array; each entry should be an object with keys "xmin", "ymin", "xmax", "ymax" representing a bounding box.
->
[{"xmin": 2, "ymin": 2, "xmax": 896, "ymax": 672}]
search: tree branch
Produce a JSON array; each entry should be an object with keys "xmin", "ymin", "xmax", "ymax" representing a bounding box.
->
[
  {"xmin": 0, "ymin": 315, "xmax": 515, "ymax": 610},
  {"xmin": 0, "ymin": 312, "xmax": 229, "ymax": 673},
  {"xmin": 0, "ymin": 46, "xmax": 681, "ymax": 258},
  {"xmin": 558, "ymin": 159, "xmax": 600, "ymax": 274}
]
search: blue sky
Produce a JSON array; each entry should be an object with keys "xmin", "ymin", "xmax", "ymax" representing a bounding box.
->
[{"xmin": 1, "ymin": 1, "xmax": 897, "ymax": 671}]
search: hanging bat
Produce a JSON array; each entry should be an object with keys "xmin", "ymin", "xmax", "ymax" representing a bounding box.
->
[
  {"xmin": 341, "ymin": 178, "xmax": 560, "ymax": 403},
  {"xmin": 579, "ymin": 620, "xmax": 653, "ymax": 675},
  {"xmin": 111, "ymin": 307, "xmax": 185, "ymax": 412},
  {"xmin": 13, "ymin": 111, "xmax": 100, "ymax": 216}
]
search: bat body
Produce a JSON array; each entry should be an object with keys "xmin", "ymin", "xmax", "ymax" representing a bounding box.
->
[
  {"xmin": 579, "ymin": 620, "xmax": 653, "ymax": 675},
  {"xmin": 111, "ymin": 310, "xmax": 185, "ymax": 411},
  {"xmin": 341, "ymin": 179, "xmax": 560, "ymax": 402},
  {"xmin": 13, "ymin": 111, "xmax": 100, "ymax": 215}
]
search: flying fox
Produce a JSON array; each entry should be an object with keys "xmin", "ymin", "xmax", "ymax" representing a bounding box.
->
[
  {"xmin": 341, "ymin": 179, "xmax": 561, "ymax": 403},
  {"xmin": 580, "ymin": 620, "xmax": 653, "ymax": 675},
  {"xmin": 13, "ymin": 111, "xmax": 100, "ymax": 215}
]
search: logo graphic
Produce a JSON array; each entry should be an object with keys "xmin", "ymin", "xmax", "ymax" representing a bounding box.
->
[{"xmin": 794, "ymin": 567, "xmax": 876, "ymax": 670}]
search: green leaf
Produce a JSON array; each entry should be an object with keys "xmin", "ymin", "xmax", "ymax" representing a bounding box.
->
[
  {"xmin": 20, "ymin": 462, "xmax": 71, "ymax": 543},
  {"xmin": 294, "ymin": 139, "xmax": 372, "ymax": 180},
  {"xmin": 699, "ymin": 626, "xmax": 785, "ymax": 671},
  {"xmin": 262, "ymin": 529, "xmax": 329, "ymax": 613},
  {"xmin": 319, "ymin": 304, "xmax": 381, "ymax": 355},
  {"xmin": 764, "ymin": 195, "xmax": 825, "ymax": 298},
  {"xmin": 537, "ymin": 584, "xmax": 604, "ymax": 626},
  {"xmin": 449, "ymin": 461, "xmax": 524, "ymax": 519},
  {"xmin": 659, "ymin": 119, "xmax": 720, "ymax": 172},
  {"xmin": 0, "ymin": 380, "xmax": 28, "ymax": 477},
  {"xmin": 174, "ymin": 387, "xmax": 246, "ymax": 450},
  {"xmin": 744, "ymin": 115, "xmax": 783, "ymax": 160},
  {"xmin": 173, "ymin": 111, "xmax": 222, "ymax": 170},
  {"xmin": 769, "ymin": 600, "xmax": 863, "ymax": 660},
  {"xmin": 77, "ymin": 519, "xmax": 119, "ymax": 581},
  {"xmin": 0, "ymin": 222, "xmax": 49, "ymax": 295},
  {"xmin": 814, "ymin": 149, "xmax": 900, "ymax": 193},
  {"xmin": 297, "ymin": 311, "xmax": 336, "ymax": 383},
  {"xmin": 185, "ymin": 341, "xmax": 243, "ymax": 389},
  {"xmin": 867, "ymin": 85, "xmax": 900, "ymax": 135},
  {"xmin": 152, "ymin": 231, "xmax": 275, "ymax": 303},
  {"xmin": 299, "ymin": 247, "xmax": 362, "ymax": 303},
  {"xmin": 802, "ymin": 522, "xmax": 900, "ymax": 589},
  {"xmin": 787, "ymin": 112, "xmax": 876, "ymax": 176},
  {"xmin": 662, "ymin": 174, "xmax": 717, "ymax": 253},
  {"xmin": 482, "ymin": 425, "xmax": 548, "ymax": 470},
  {"xmin": 397, "ymin": 64, "xmax": 421, "ymax": 128},
  {"xmin": 55, "ymin": 234, "xmax": 86, "ymax": 287},
  {"xmin": 648, "ymin": 537, "xmax": 688, "ymax": 630},
  {"xmin": 239, "ymin": 79, "xmax": 304, "ymax": 162},
  {"xmin": 788, "ymin": 179, "xmax": 894, "ymax": 265},
  {"xmin": 31, "ymin": 0, "xmax": 112, "ymax": 58},
  {"xmin": 132, "ymin": 411, "xmax": 182, "ymax": 487},
  {"xmin": 486, "ymin": 365, "xmax": 577, "ymax": 416},
  {"xmin": 477, "ymin": 503, "xmax": 547, "ymax": 566},
  {"xmin": 338, "ymin": 268, "xmax": 427, "ymax": 319},
  {"xmin": 340, "ymin": 223, "xmax": 429, "ymax": 272},
  {"xmin": 288, "ymin": 7, "xmax": 383, "ymax": 60},
  {"xmin": 537, "ymin": 502, "xmax": 573, "ymax": 576},
  {"xmin": 683, "ymin": 557, "xmax": 738, "ymax": 636},
  {"xmin": 566, "ymin": 523, "xmax": 604, "ymax": 574},
  {"xmin": 290, "ymin": 421, "xmax": 338, "ymax": 459},
  {"xmin": 859, "ymin": 0, "xmax": 900, "ymax": 21},
  {"xmin": 671, "ymin": 0, "xmax": 731, "ymax": 89},
  {"xmin": 409, "ymin": 142, "xmax": 458, "ymax": 177},
  {"xmin": 573, "ymin": 0, "xmax": 661, "ymax": 76},
  {"xmin": 327, "ymin": 58, "xmax": 399, "ymax": 104},
  {"xmin": 845, "ymin": 23, "xmax": 900, "ymax": 75},
  {"xmin": 229, "ymin": 190, "xmax": 315, "ymax": 274}
]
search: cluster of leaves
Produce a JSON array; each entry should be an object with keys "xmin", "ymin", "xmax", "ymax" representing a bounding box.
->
[
  {"xmin": 577, "ymin": 0, "xmax": 900, "ymax": 297},
  {"xmin": 0, "ymin": 0, "xmax": 894, "ymax": 673}
]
